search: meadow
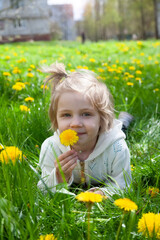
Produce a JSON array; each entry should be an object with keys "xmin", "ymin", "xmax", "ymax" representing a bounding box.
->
[{"xmin": 0, "ymin": 40, "xmax": 160, "ymax": 240}]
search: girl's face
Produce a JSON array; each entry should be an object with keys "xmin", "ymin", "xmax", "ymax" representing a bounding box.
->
[{"xmin": 56, "ymin": 91, "xmax": 101, "ymax": 152}]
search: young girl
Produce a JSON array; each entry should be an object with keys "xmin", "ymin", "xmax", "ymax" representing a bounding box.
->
[{"xmin": 38, "ymin": 63, "xmax": 131, "ymax": 196}]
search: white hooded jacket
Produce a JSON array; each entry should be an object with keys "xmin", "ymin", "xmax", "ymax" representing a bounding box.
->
[{"xmin": 37, "ymin": 119, "xmax": 131, "ymax": 195}]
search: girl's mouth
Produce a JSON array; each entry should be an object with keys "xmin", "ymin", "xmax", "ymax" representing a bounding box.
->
[{"xmin": 77, "ymin": 132, "xmax": 85, "ymax": 136}]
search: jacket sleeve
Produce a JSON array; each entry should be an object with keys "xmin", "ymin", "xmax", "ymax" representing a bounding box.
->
[
  {"xmin": 37, "ymin": 139, "xmax": 74, "ymax": 192},
  {"xmin": 37, "ymin": 139, "xmax": 58, "ymax": 192},
  {"xmin": 98, "ymin": 140, "xmax": 131, "ymax": 197}
]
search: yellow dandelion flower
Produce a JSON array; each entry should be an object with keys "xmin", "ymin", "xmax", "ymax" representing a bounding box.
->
[
  {"xmin": 12, "ymin": 67, "xmax": 21, "ymax": 74},
  {"xmin": 39, "ymin": 233, "xmax": 57, "ymax": 240},
  {"xmin": 139, "ymin": 64, "xmax": 144, "ymax": 68},
  {"xmin": 127, "ymin": 82, "xmax": 134, "ymax": 86},
  {"xmin": 129, "ymin": 66, "xmax": 135, "ymax": 71},
  {"xmin": 146, "ymin": 187, "xmax": 159, "ymax": 197},
  {"xmin": 122, "ymin": 47, "xmax": 129, "ymax": 52},
  {"xmin": 0, "ymin": 144, "xmax": 4, "ymax": 151},
  {"xmin": 108, "ymin": 68, "xmax": 114, "ymax": 72},
  {"xmin": 98, "ymin": 68, "xmax": 105, "ymax": 72},
  {"xmin": 76, "ymin": 192, "xmax": 103, "ymax": 203},
  {"xmin": 137, "ymin": 41, "xmax": 143, "ymax": 46},
  {"xmin": 136, "ymin": 70, "xmax": 142, "ymax": 75},
  {"xmin": 30, "ymin": 64, "xmax": 35, "ymax": 69},
  {"xmin": 0, "ymin": 146, "xmax": 22, "ymax": 164},
  {"xmin": 40, "ymin": 59, "xmax": 47, "ymax": 64},
  {"xmin": 114, "ymin": 198, "xmax": 138, "ymax": 211},
  {"xmin": 118, "ymin": 67, "xmax": 124, "ymax": 71},
  {"xmin": 13, "ymin": 52, "xmax": 17, "ymax": 56},
  {"xmin": 124, "ymin": 72, "xmax": 129, "ymax": 76},
  {"xmin": 128, "ymin": 74, "xmax": 134, "ymax": 78},
  {"xmin": 83, "ymin": 66, "xmax": 88, "ymax": 70},
  {"xmin": 136, "ymin": 59, "xmax": 141, "ymax": 65},
  {"xmin": 138, "ymin": 213, "xmax": 160, "ymax": 239},
  {"xmin": 28, "ymin": 68, "xmax": 32, "ymax": 72},
  {"xmin": 24, "ymin": 97, "xmax": 34, "ymax": 102},
  {"xmin": 41, "ymin": 84, "xmax": 49, "ymax": 90},
  {"xmin": 20, "ymin": 105, "xmax": 30, "ymax": 112},
  {"xmin": 148, "ymin": 56, "xmax": 152, "ymax": 61},
  {"xmin": 5, "ymin": 56, "xmax": 11, "ymax": 60},
  {"xmin": 16, "ymin": 82, "xmax": 25, "ymax": 87},
  {"xmin": 77, "ymin": 65, "xmax": 83, "ymax": 69},
  {"xmin": 60, "ymin": 129, "xmax": 79, "ymax": 146},
  {"xmin": 153, "ymin": 88, "xmax": 159, "ymax": 92},
  {"xmin": 135, "ymin": 77, "xmax": 141, "ymax": 81},
  {"xmin": 131, "ymin": 164, "xmax": 135, "ymax": 171},
  {"xmin": 27, "ymin": 72, "xmax": 34, "ymax": 78},
  {"xmin": 3, "ymin": 72, "xmax": 11, "ymax": 76},
  {"xmin": 17, "ymin": 57, "xmax": 27, "ymax": 63},
  {"xmin": 24, "ymin": 82, "xmax": 30, "ymax": 85},
  {"xmin": 12, "ymin": 84, "xmax": 23, "ymax": 91},
  {"xmin": 89, "ymin": 58, "xmax": 96, "ymax": 63},
  {"xmin": 140, "ymin": 52, "xmax": 145, "ymax": 56},
  {"xmin": 116, "ymin": 70, "xmax": 121, "ymax": 74},
  {"xmin": 102, "ymin": 62, "xmax": 108, "ymax": 67},
  {"xmin": 70, "ymin": 69, "xmax": 75, "ymax": 72},
  {"xmin": 12, "ymin": 82, "xmax": 25, "ymax": 91}
]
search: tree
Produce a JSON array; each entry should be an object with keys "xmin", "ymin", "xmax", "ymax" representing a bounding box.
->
[
  {"xmin": 82, "ymin": 0, "xmax": 156, "ymax": 41},
  {"xmin": 153, "ymin": 0, "xmax": 159, "ymax": 38}
]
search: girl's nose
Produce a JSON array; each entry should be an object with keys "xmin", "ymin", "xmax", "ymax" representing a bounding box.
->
[{"xmin": 70, "ymin": 117, "xmax": 82, "ymax": 127}]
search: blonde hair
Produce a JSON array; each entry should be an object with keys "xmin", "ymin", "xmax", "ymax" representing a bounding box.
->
[{"xmin": 41, "ymin": 62, "xmax": 114, "ymax": 133}]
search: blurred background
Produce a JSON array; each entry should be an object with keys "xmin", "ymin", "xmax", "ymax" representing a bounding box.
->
[{"xmin": 0, "ymin": 0, "xmax": 160, "ymax": 43}]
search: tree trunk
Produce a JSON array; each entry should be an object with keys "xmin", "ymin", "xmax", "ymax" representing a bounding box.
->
[
  {"xmin": 139, "ymin": 0, "xmax": 146, "ymax": 39},
  {"xmin": 153, "ymin": 0, "xmax": 159, "ymax": 39},
  {"xmin": 117, "ymin": 0, "xmax": 124, "ymax": 40}
]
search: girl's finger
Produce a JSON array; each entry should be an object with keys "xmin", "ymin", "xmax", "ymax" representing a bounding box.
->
[
  {"xmin": 59, "ymin": 150, "xmax": 77, "ymax": 161},
  {"xmin": 62, "ymin": 158, "xmax": 77, "ymax": 173},
  {"xmin": 59, "ymin": 152, "xmax": 78, "ymax": 166}
]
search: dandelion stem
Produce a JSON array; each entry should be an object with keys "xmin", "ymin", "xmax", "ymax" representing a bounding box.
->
[
  {"xmin": 87, "ymin": 204, "xmax": 92, "ymax": 240},
  {"xmin": 116, "ymin": 211, "xmax": 125, "ymax": 240}
]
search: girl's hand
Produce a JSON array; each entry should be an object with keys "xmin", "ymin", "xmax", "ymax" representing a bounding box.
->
[
  {"xmin": 87, "ymin": 188, "xmax": 105, "ymax": 196},
  {"xmin": 55, "ymin": 149, "xmax": 78, "ymax": 183}
]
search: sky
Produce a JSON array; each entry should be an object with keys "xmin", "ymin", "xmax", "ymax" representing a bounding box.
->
[{"xmin": 47, "ymin": 0, "xmax": 88, "ymax": 20}]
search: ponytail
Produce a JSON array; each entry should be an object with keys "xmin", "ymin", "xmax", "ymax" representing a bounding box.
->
[{"xmin": 41, "ymin": 62, "xmax": 68, "ymax": 92}]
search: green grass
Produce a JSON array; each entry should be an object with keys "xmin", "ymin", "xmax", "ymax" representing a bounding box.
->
[{"xmin": 0, "ymin": 40, "xmax": 160, "ymax": 239}]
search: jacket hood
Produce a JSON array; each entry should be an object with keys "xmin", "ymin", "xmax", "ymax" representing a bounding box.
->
[{"xmin": 53, "ymin": 119, "xmax": 125, "ymax": 161}]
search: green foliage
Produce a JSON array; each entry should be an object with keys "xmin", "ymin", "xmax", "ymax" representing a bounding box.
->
[
  {"xmin": 82, "ymin": 0, "xmax": 155, "ymax": 40},
  {"xmin": 0, "ymin": 40, "xmax": 160, "ymax": 239}
]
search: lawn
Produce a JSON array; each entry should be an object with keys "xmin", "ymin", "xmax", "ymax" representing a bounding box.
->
[{"xmin": 0, "ymin": 40, "xmax": 160, "ymax": 240}]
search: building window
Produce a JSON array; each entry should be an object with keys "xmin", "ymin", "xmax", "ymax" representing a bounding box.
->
[
  {"xmin": 11, "ymin": 0, "xmax": 24, "ymax": 9},
  {"xmin": 13, "ymin": 19, "xmax": 25, "ymax": 28},
  {"xmin": 0, "ymin": 20, "xmax": 4, "ymax": 30}
]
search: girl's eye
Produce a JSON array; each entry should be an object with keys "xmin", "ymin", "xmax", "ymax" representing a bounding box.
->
[
  {"xmin": 82, "ymin": 112, "xmax": 91, "ymax": 117},
  {"xmin": 63, "ymin": 113, "xmax": 71, "ymax": 117}
]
